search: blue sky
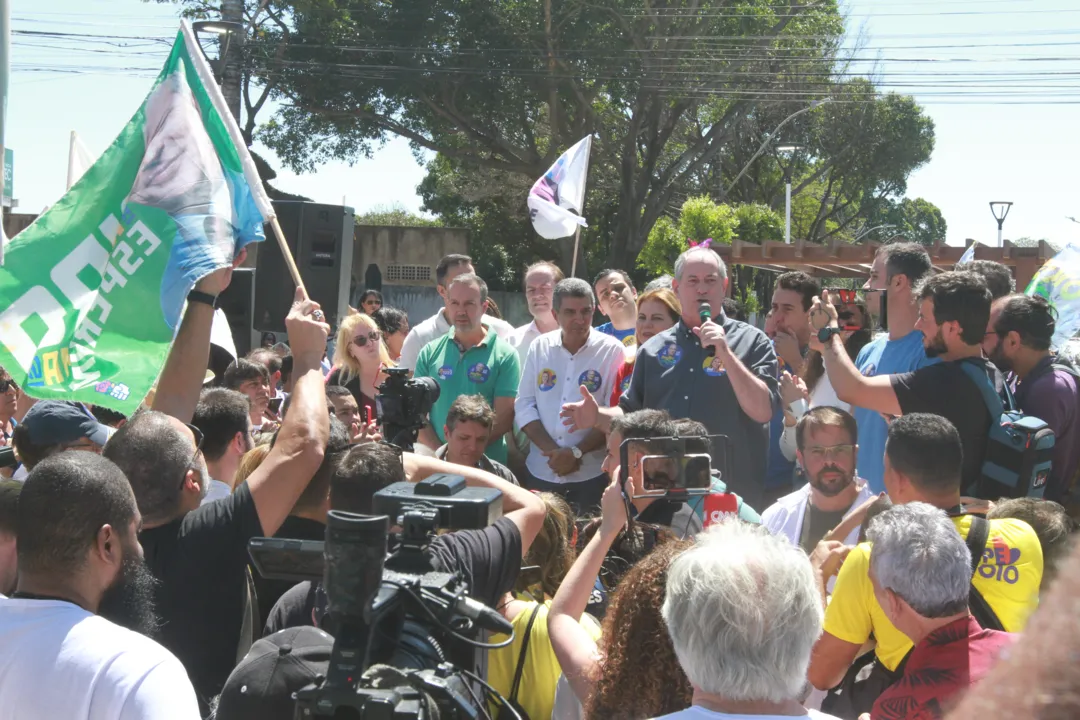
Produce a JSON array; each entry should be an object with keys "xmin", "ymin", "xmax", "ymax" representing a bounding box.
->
[{"xmin": 10, "ymin": 0, "xmax": 1080, "ymax": 248}]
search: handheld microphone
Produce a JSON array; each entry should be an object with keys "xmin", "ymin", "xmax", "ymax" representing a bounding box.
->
[{"xmin": 699, "ymin": 302, "xmax": 715, "ymax": 357}]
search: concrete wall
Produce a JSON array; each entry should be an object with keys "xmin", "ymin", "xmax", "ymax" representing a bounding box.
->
[
  {"xmin": 352, "ymin": 225, "xmax": 470, "ymax": 295},
  {"xmin": 380, "ymin": 285, "xmax": 531, "ymax": 328}
]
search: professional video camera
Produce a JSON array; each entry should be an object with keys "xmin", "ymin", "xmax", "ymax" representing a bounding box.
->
[
  {"xmin": 377, "ymin": 367, "xmax": 440, "ymax": 451},
  {"xmin": 249, "ymin": 473, "xmax": 521, "ymax": 719}
]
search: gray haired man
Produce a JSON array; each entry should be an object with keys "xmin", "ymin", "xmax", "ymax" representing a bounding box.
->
[
  {"xmin": 863, "ymin": 502, "xmax": 1017, "ymax": 720},
  {"xmin": 655, "ymin": 517, "xmax": 839, "ymax": 719}
]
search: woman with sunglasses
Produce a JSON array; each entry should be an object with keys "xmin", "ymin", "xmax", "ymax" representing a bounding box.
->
[{"xmin": 327, "ymin": 313, "xmax": 394, "ymax": 423}]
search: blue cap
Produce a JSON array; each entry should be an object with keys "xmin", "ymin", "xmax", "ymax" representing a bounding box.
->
[{"xmin": 21, "ymin": 401, "xmax": 114, "ymax": 447}]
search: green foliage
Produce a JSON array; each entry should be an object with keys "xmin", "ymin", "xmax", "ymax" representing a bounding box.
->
[
  {"xmin": 733, "ymin": 204, "xmax": 784, "ymax": 244},
  {"xmin": 355, "ymin": 203, "xmax": 441, "ymax": 228},
  {"xmin": 638, "ymin": 197, "xmax": 777, "ymax": 277},
  {"xmin": 862, "ymin": 196, "xmax": 947, "ymax": 246}
]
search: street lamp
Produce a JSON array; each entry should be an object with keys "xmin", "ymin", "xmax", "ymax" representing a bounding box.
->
[
  {"xmin": 193, "ymin": 20, "xmax": 243, "ymax": 82},
  {"xmin": 776, "ymin": 145, "xmax": 802, "ymax": 245},
  {"xmin": 989, "ymin": 201, "xmax": 1013, "ymax": 248},
  {"xmin": 725, "ymin": 98, "xmax": 832, "ymax": 196}
]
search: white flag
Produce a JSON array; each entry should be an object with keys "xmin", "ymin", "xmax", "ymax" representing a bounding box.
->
[
  {"xmin": 957, "ymin": 242, "xmax": 977, "ymax": 266},
  {"xmin": 67, "ymin": 131, "xmax": 96, "ymax": 190},
  {"xmin": 527, "ymin": 136, "xmax": 592, "ymax": 239}
]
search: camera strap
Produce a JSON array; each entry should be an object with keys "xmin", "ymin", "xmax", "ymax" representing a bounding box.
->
[{"xmin": 508, "ymin": 603, "xmax": 543, "ymax": 706}]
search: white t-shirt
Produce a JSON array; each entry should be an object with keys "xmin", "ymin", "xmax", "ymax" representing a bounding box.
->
[
  {"xmin": 0, "ymin": 598, "xmax": 200, "ymax": 720},
  {"xmin": 200, "ymin": 478, "xmax": 233, "ymax": 505},
  {"xmin": 509, "ymin": 320, "xmax": 544, "ymax": 365},
  {"xmin": 398, "ymin": 309, "xmax": 514, "ymax": 370},
  {"xmin": 652, "ymin": 706, "xmax": 840, "ymax": 720}
]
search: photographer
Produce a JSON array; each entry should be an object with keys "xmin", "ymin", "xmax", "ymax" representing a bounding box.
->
[{"xmin": 265, "ymin": 445, "xmax": 545, "ymax": 634}]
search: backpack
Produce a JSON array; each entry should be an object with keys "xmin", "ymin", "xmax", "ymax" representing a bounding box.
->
[{"xmin": 959, "ymin": 359, "xmax": 1054, "ymax": 499}]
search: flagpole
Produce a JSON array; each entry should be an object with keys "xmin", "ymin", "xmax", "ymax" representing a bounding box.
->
[
  {"xmin": 67, "ymin": 131, "xmax": 78, "ymax": 190},
  {"xmin": 269, "ymin": 216, "xmax": 308, "ymax": 298},
  {"xmin": 570, "ymin": 136, "xmax": 593, "ymax": 278}
]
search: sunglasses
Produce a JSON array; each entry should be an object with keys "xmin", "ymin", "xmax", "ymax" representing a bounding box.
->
[
  {"xmin": 0, "ymin": 379, "xmax": 17, "ymax": 393},
  {"xmin": 353, "ymin": 331, "xmax": 382, "ymax": 347},
  {"xmin": 177, "ymin": 423, "xmax": 205, "ymax": 493}
]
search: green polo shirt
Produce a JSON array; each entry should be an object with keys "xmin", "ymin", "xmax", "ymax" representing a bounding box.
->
[{"xmin": 414, "ymin": 325, "xmax": 521, "ymax": 463}]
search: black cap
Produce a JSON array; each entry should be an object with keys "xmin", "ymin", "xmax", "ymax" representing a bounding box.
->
[
  {"xmin": 214, "ymin": 626, "xmax": 333, "ymax": 720},
  {"xmin": 21, "ymin": 401, "xmax": 114, "ymax": 447}
]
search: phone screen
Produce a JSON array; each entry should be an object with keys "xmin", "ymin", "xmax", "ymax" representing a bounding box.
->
[
  {"xmin": 267, "ymin": 397, "xmax": 283, "ymax": 414},
  {"xmin": 640, "ymin": 453, "xmax": 713, "ymax": 492}
]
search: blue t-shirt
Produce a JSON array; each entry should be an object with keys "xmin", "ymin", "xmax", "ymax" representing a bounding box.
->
[
  {"xmin": 596, "ymin": 322, "xmax": 636, "ymax": 345},
  {"xmin": 854, "ymin": 330, "xmax": 938, "ymax": 492}
]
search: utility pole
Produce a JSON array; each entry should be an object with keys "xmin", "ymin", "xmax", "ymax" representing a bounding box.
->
[{"xmin": 221, "ymin": 0, "xmax": 244, "ymax": 122}]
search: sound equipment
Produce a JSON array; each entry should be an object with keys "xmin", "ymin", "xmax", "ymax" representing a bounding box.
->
[
  {"xmin": 254, "ymin": 201, "xmax": 355, "ymax": 336},
  {"xmin": 217, "ymin": 267, "xmax": 256, "ymax": 357}
]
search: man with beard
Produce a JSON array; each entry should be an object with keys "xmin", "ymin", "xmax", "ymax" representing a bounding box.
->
[
  {"xmin": 0, "ymin": 453, "xmax": 199, "ymax": 719},
  {"xmin": 103, "ymin": 285, "xmax": 331, "ymax": 714},
  {"xmin": 762, "ymin": 406, "xmax": 875, "ymax": 554},
  {"xmin": 413, "ymin": 273, "xmax": 521, "ymax": 463},
  {"xmin": 984, "ymin": 294, "xmax": 1079, "ymax": 503},
  {"xmin": 813, "ymin": 271, "xmax": 1003, "ymax": 498}
]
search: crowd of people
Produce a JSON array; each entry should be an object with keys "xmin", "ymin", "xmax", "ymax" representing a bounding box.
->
[{"xmin": 0, "ymin": 242, "xmax": 1078, "ymax": 720}]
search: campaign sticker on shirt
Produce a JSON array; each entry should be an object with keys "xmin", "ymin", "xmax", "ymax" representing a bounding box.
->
[
  {"xmin": 702, "ymin": 355, "xmax": 726, "ymax": 376},
  {"xmin": 578, "ymin": 369, "xmax": 602, "ymax": 393},
  {"xmin": 467, "ymin": 363, "xmax": 491, "ymax": 383},
  {"xmin": 437, "ymin": 365, "xmax": 454, "ymax": 380},
  {"xmin": 620, "ymin": 373, "xmax": 632, "ymax": 395},
  {"xmin": 538, "ymin": 369, "xmax": 558, "ymax": 391},
  {"xmin": 657, "ymin": 342, "xmax": 683, "ymax": 368},
  {"xmin": 622, "ymin": 335, "xmax": 638, "ymax": 348}
]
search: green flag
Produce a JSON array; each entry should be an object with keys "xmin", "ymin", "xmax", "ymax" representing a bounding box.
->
[{"xmin": 0, "ymin": 21, "xmax": 272, "ymax": 415}]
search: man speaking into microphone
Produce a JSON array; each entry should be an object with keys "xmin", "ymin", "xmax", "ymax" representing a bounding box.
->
[{"xmin": 561, "ymin": 245, "xmax": 779, "ymax": 509}]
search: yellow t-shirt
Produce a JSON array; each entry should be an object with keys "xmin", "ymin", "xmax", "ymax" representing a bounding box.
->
[
  {"xmin": 823, "ymin": 515, "xmax": 1043, "ymax": 671},
  {"xmin": 487, "ymin": 600, "xmax": 602, "ymax": 720}
]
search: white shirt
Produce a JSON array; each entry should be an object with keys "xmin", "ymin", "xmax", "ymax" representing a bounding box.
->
[
  {"xmin": 398, "ymin": 310, "xmax": 515, "ymax": 370},
  {"xmin": 200, "ymin": 478, "xmax": 232, "ymax": 505},
  {"xmin": 515, "ymin": 329, "xmax": 625, "ymax": 484},
  {"xmin": 0, "ymin": 598, "xmax": 200, "ymax": 720},
  {"xmin": 762, "ymin": 482, "xmax": 876, "ymax": 550},
  {"xmin": 652, "ymin": 707, "xmax": 840, "ymax": 720},
  {"xmin": 509, "ymin": 320, "xmax": 545, "ymax": 365},
  {"xmin": 778, "ymin": 375, "xmax": 850, "ymax": 462}
]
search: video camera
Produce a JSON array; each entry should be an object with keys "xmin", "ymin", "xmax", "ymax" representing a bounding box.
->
[
  {"xmin": 377, "ymin": 367, "xmax": 440, "ymax": 452},
  {"xmin": 249, "ymin": 474, "xmax": 521, "ymax": 719}
]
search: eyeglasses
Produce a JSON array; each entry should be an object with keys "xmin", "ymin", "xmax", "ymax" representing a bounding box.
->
[
  {"xmin": 0, "ymin": 379, "xmax": 17, "ymax": 393},
  {"xmin": 806, "ymin": 444, "xmax": 855, "ymax": 461},
  {"xmin": 177, "ymin": 423, "xmax": 205, "ymax": 493},
  {"xmin": 353, "ymin": 331, "xmax": 381, "ymax": 347}
]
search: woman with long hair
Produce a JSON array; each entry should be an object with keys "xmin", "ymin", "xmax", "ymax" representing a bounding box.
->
[
  {"xmin": 326, "ymin": 312, "xmax": 393, "ymax": 419},
  {"xmin": 488, "ymin": 493, "xmax": 585, "ymax": 720},
  {"xmin": 609, "ymin": 288, "xmax": 682, "ymax": 405},
  {"xmin": 549, "ymin": 476, "xmax": 693, "ymax": 720},
  {"xmin": 371, "ymin": 306, "xmax": 410, "ymax": 362},
  {"xmin": 358, "ymin": 289, "xmax": 382, "ymax": 314}
]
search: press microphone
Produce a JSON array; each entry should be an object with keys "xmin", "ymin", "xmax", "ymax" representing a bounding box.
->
[
  {"xmin": 699, "ymin": 302, "xmax": 715, "ymax": 357},
  {"xmin": 454, "ymin": 593, "xmax": 514, "ymax": 635}
]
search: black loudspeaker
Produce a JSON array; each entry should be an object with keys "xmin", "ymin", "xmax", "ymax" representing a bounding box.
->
[
  {"xmin": 254, "ymin": 201, "xmax": 355, "ymax": 335},
  {"xmin": 218, "ymin": 267, "xmax": 255, "ymax": 357}
]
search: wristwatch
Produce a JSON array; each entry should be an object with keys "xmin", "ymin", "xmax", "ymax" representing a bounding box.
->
[
  {"xmin": 570, "ymin": 446, "xmax": 583, "ymax": 460},
  {"xmin": 817, "ymin": 326, "xmax": 843, "ymax": 344},
  {"xmin": 188, "ymin": 289, "xmax": 218, "ymax": 309}
]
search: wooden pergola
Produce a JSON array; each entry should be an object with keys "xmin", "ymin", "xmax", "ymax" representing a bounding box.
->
[{"xmin": 714, "ymin": 237, "xmax": 1058, "ymax": 290}]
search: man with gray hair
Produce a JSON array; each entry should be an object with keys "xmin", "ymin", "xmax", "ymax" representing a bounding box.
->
[
  {"xmin": 863, "ymin": 502, "xmax": 1016, "ymax": 720},
  {"xmin": 655, "ymin": 517, "xmax": 839, "ymax": 719},
  {"xmin": 515, "ymin": 278, "xmax": 624, "ymax": 512},
  {"xmin": 560, "ymin": 246, "xmax": 779, "ymax": 509}
]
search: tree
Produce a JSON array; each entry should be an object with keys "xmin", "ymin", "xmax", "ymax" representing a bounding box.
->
[
  {"xmin": 251, "ymin": 0, "xmax": 845, "ymax": 267},
  {"xmin": 355, "ymin": 203, "xmax": 440, "ymax": 228},
  {"xmin": 861, "ymin": 196, "xmax": 947, "ymax": 246},
  {"xmin": 637, "ymin": 196, "xmax": 782, "ymax": 276}
]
